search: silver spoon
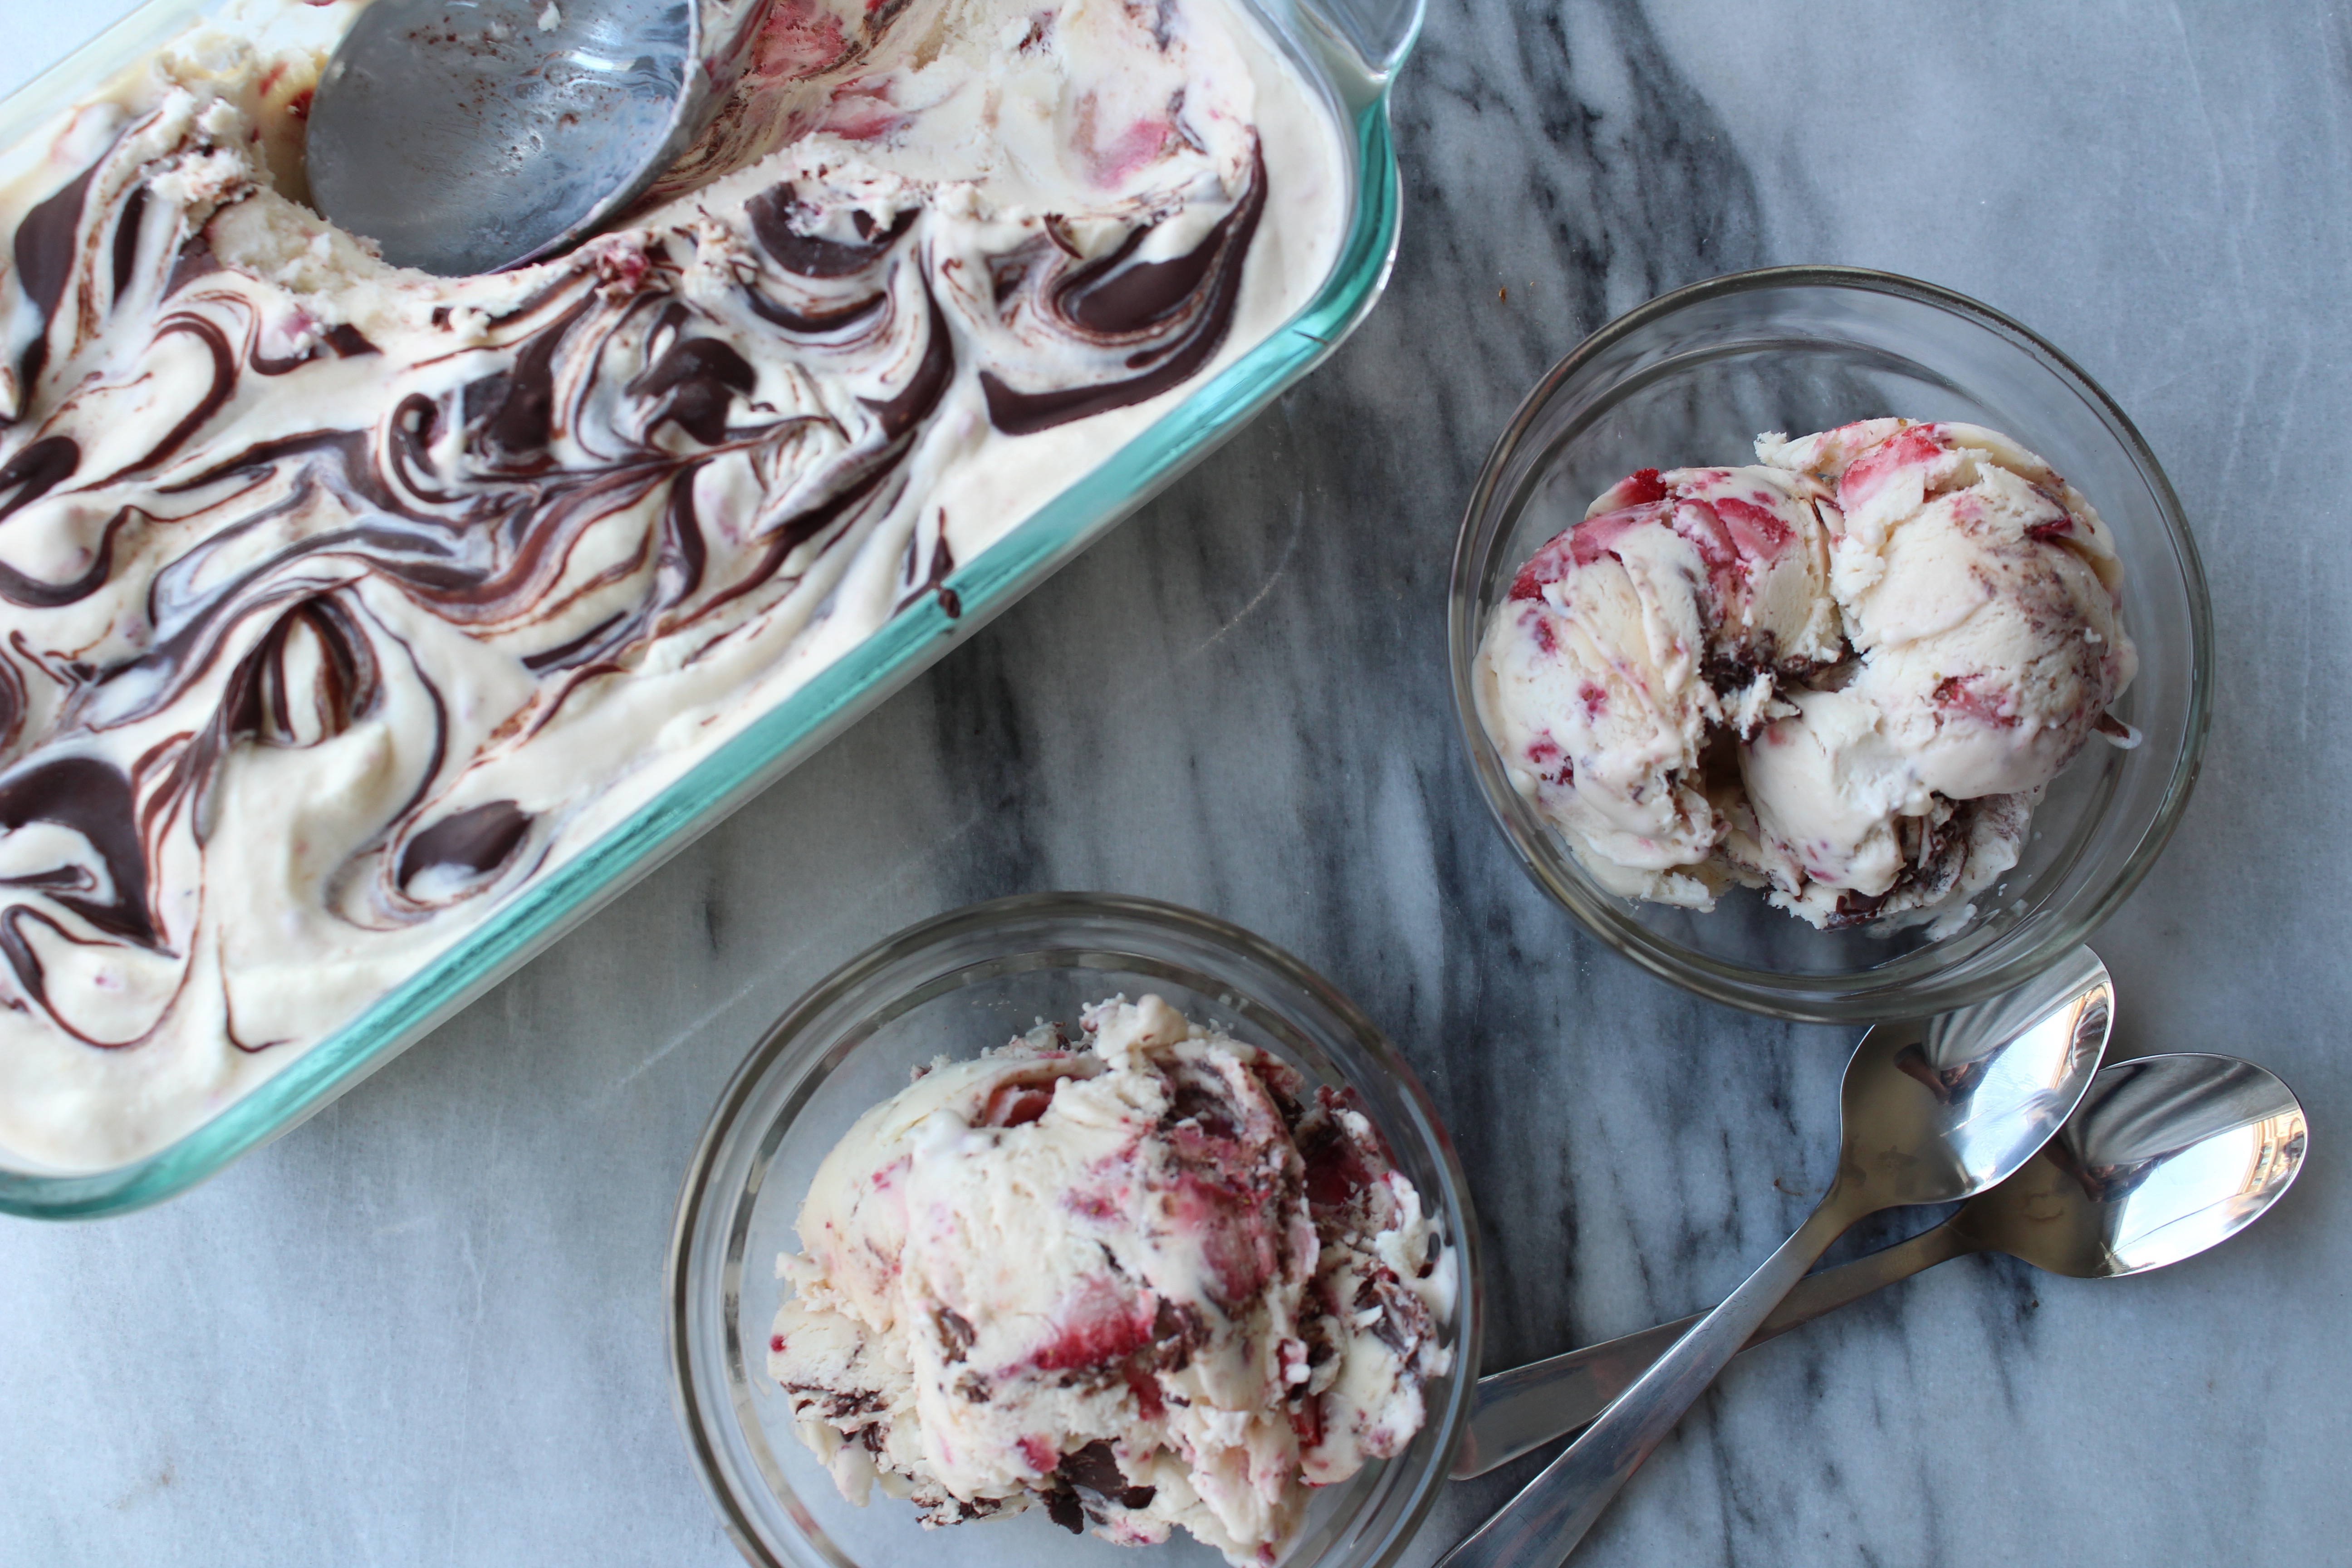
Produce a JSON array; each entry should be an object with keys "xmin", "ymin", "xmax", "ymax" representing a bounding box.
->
[
  {"xmin": 1454, "ymin": 1051, "xmax": 2308, "ymax": 1479},
  {"xmin": 305, "ymin": 0, "xmax": 736, "ymax": 276},
  {"xmin": 1437, "ymin": 946, "xmax": 2113, "ymax": 1568}
]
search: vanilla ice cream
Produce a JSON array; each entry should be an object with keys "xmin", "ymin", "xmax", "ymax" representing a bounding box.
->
[
  {"xmin": 1473, "ymin": 462, "xmax": 1839, "ymax": 908},
  {"xmin": 0, "ymin": 0, "xmax": 1348, "ymax": 1169},
  {"xmin": 1476, "ymin": 420, "xmax": 2136, "ymax": 931},
  {"xmin": 768, "ymin": 995, "xmax": 1455, "ymax": 1565}
]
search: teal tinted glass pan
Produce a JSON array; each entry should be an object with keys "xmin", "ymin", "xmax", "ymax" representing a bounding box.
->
[{"xmin": 0, "ymin": 0, "xmax": 1424, "ymax": 1218}]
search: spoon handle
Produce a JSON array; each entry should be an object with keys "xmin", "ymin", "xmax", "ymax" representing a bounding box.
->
[
  {"xmin": 1451, "ymin": 1220, "xmax": 1978, "ymax": 1478},
  {"xmin": 1437, "ymin": 1198, "xmax": 1857, "ymax": 1568}
]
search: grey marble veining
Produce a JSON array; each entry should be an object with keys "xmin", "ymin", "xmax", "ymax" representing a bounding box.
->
[{"xmin": 2, "ymin": 2, "xmax": 2347, "ymax": 1564}]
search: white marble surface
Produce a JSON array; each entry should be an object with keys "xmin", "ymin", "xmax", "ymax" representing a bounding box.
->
[{"xmin": 2, "ymin": 2, "xmax": 2346, "ymax": 1563}]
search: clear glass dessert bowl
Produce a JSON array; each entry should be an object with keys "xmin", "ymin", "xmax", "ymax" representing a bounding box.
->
[
  {"xmin": 665, "ymin": 892, "xmax": 1480, "ymax": 1568},
  {"xmin": 1449, "ymin": 266, "xmax": 2211, "ymax": 1023}
]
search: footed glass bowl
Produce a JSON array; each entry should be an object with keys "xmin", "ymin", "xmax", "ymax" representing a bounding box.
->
[
  {"xmin": 665, "ymin": 893, "xmax": 1480, "ymax": 1568},
  {"xmin": 1448, "ymin": 267, "xmax": 2211, "ymax": 1023}
]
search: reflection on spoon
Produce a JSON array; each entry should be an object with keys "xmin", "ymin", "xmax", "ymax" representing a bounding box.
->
[{"xmin": 305, "ymin": 0, "xmax": 721, "ymax": 276}]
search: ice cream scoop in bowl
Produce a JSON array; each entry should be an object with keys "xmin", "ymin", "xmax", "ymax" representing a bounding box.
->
[
  {"xmin": 666, "ymin": 893, "xmax": 1478, "ymax": 1568},
  {"xmin": 1449, "ymin": 267, "xmax": 2211, "ymax": 1023}
]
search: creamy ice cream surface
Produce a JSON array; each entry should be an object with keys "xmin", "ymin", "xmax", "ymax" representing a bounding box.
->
[
  {"xmin": 768, "ymin": 995, "xmax": 1455, "ymax": 1565},
  {"xmin": 1472, "ymin": 462, "xmax": 1840, "ymax": 909},
  {"xmin": 0, "ymin": 0, "xmax": 1347, "ymax": 1169},
  {"xmin": 1476, "ymin": 420, "xmax": 2136, "ymax": 931}
]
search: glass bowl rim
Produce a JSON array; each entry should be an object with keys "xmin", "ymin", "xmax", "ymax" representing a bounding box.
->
[
  {"xmin": 663, "ymin": 889, "xmax": 1484, "ymax": 1568},
  {"xmin": 1446, "ymin": 263, "xmax": 2215, "ymax": 1022}
]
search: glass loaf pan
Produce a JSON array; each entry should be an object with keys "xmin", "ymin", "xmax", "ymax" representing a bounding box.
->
[{"xmin": 0, "ymin": 0, "xmax": 1427, "ymax": 1218}]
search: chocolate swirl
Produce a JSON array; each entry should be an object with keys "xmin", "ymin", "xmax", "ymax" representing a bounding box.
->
[
  {"xmin": 0, "ymin": 58, "xmax": 1276, "ymax": 1085},
  {"xmin": 974, "ymin": 147, "xmax": 1268, "ymax": 435}
]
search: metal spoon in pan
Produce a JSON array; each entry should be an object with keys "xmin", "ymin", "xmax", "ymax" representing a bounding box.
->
[
  {"xmin": 305, "ymin": 0, "xmax": 737, "ymax": 276},
  {"xmin": 1436, "ymin": 946, "xmax": 2113, "ymax": 1568},
  {"xmin": 1454, "ymin": 1051, "xmax": 2309, "ymax": 1480}
]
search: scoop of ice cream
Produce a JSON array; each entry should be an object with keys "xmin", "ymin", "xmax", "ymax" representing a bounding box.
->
[
  {"xmin": 1762, "ymin": 420, "xmax": 2134, "ymax": 795},
  {"xmin": 1577, "ymin": 464, "xmax": 1843, "ymax": 674},
  {"xmin": 1728, "ymin": 683, "xmax": 2039, "ymax": 927},
  {"xmin": 768, "ymin": 995, "xmax": 1454, "ymax": 1566},
  {"xmin": 1736, "ymin": 420, "xmax": 2137, "ymax": 925},
  {"xmin": 1476, "ymin": 420, "xmax": 2136, "ymax": 933},
  {"xmin": 1470, "ymin": 464, "xmax": 1838, "ymax": 906}
]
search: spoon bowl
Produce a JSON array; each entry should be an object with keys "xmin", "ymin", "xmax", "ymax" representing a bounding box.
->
[
  {"xmin": 1956, "ymin": 1052, "xmax": 2308, "ymax": 1279},
  {"xmin": 1837, "ymin": 945, "xmax": 2115, "ymax": 1209},
  {"xmin": 306, "ymin": 0, "xmax": 719, "ymax": 276}
]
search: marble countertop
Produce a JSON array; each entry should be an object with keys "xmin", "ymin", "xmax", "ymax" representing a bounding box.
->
[{"xmin": 2, "ymin": 2, "xmax": 2343, "ymax": 1563}]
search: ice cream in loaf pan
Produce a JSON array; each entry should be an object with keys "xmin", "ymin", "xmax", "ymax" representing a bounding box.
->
[
  {"xmin": 1475, "ymin": 419, "xmax": 2137, "ymax": 932},
  {"xmin": 769, "ymin": 995, "xmax": 1456, "ymax": 1566},
  {"xmin": 0, "ymin": 0, "xmax": 1347, "ymax": 1170}
]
